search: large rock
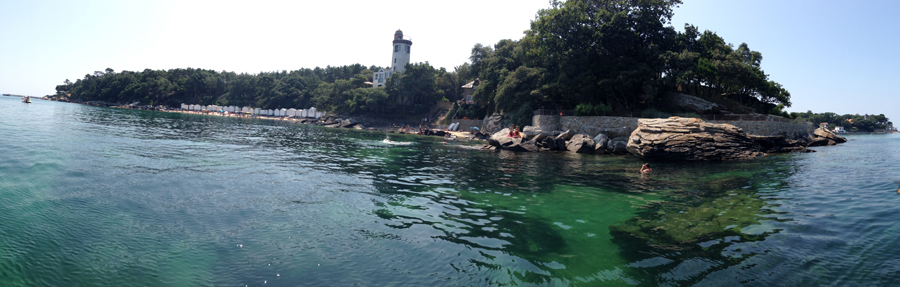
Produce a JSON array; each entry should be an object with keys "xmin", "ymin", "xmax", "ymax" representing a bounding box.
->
[
  {"xmin": 607, "ymin": 137, "xmax": 630, "ymax": 154},
  {"xmin": 566, "ymin": 134, "xmax": 595, "ymax": 153},
  {"xmin": 592, "ymin": 133, "xmax": 610, "ymax": 154},
  {"xmin": 340, "ymin": 118, "xmax": 359, "ymax": 128},
  {"xmin": 812, "ymin": 127, "xmax": 847, "ymax": 144},
  {"xmin": 626, "ymin": 117, "xmax": 764, "ymax": 161},
  {"xmin": 540, "ymin": 136, "xmax": 566, "ymax": 151},
  {"xmin": 522, "ymin": 126, "xmax": 542, "ymax": 140},
  {"xmin": 555, "ymin": 130, "xmax": 576, "ymax": 141},
  {"xmin": 488, "ymin": 128, "xmax": 538, "ymax": 152}
]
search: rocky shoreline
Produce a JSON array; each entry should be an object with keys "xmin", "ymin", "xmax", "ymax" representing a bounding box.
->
[
  {"xmin": 48, "ymin": 99, "xmax": 850, "ymax": 161},
  {"xmin": 485, "ymin": 117, "xmax": 847, "ymax": 161}
]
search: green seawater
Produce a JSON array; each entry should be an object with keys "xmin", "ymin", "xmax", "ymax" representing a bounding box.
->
[{"xmin": 2, "ymin": 97, "xmax": 900, "ymax": 286}]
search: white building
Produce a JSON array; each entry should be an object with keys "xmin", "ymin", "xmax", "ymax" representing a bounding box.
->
[{"xmin": 373, "ymin": 29, "xmax": 412, "ymax": 88}]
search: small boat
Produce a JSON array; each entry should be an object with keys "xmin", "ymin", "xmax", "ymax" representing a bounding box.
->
[{"xmin": 22, "ymin": 96, "xmax": 31, "ymax": 103}]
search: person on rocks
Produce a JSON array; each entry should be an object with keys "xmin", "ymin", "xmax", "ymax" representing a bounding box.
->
[
  {"xmin": 640, "ymin": 163, "xmax": 652, "ymax": 174},
  {"xmin": 508, "ymin": 125, "xmax": 516, "ymax": 138}
]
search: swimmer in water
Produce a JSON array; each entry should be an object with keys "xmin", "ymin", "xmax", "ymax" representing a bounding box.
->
[{"xmin": 640, "ymin": 163, "xmax": 652, "ymax": 174}]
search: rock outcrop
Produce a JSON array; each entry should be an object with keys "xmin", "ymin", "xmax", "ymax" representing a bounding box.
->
[
  {"xmin": 809, "ymin": 127, "xmax": 847, "ymax": 146},
  {"xmin": 626, "ymin": 117, "xmax": 764, "ymax": 161}
]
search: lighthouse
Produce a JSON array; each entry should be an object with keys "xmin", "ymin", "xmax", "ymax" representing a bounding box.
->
[
  {"xmin": 391, "ymin": 29, "xmax": 412, "ymax": 72},
  {"xmin": 372, "ymin": 29, "xmax": 413, "ymax": 87}
]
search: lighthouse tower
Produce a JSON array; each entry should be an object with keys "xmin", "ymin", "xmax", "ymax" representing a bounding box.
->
[
  {"xmin": 391, "ymin": 29, "xmax": 412, "ymax": 72},
  {"xmin": 372, "ymin": 29, "xmax": 413, "ymax": 87}
]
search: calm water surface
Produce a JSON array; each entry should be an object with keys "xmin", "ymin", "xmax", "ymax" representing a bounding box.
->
[{"xmin": 2, "ymin": 97, "xmax": 899, "ymax": 286}]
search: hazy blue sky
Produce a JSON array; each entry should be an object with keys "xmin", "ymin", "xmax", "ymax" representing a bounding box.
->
[{"xmin": 1, "ymin": 0, "xmax": 896, "ymax": 122}]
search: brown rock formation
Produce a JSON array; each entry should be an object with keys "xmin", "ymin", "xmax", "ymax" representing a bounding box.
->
[{"xmin": 626, "ymin": 117, "xmax": 764, "ymax": 161}]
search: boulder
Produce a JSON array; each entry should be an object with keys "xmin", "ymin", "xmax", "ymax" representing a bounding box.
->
[
  {"xmin": 532, "ymin": 132, "xmax": 552, "ymax": 143},
  {"xmin": 540, "ymin": 136, "xmax": 568, "ymax": 151},
  {"xmin": 626, "ymin": 117, "xmax": 764, "ymax": 161},
  {"xmin": 806, "ymin": 136, "xmax": 832, "ymax": 147},
  {"xmin": 488, "ymin": 128, "xmax": 538, "ymax": 152},
  {"xmin": 555, "ymin": 130, "xmax": 576, "ymax": 141},
  {"xmin": 592, "ymin": 133, "xmax": 610, "ymax": 153},
  {"xmin": 812, "ymin": 127, "xmax": 847, "ymax": 144},
  {"xmin": 522, "ymin": 126, "xmax": 542, "ymax": 140},
  {"xmin": 607, "ymin": 137, "xmax": 630, "ymax": 154},
  {"xmin": 340, "ymin": 118, "xmax": 359, "ymax": 128},
  {"xmin": 566, "ymin": 134, "xmax": 595, "ymax": 153}
]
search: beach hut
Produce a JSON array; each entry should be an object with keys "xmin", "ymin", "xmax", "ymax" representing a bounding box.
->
[
  {"xmin": 190, "ymin": 104, "xmax": 198, "ymax": 111},
  {"xmin": 288, "ymin": 108, "xmax": 297, "ymax": 117},
  {"xmin": 298, "ymin": 109, "xmax": 305, "ymax": 118},
  {"xmin": 253, "ymin": 108, "xmax": 260, "ymax": 115},
  {"xmin": 308, "ymin": 107, "xmax": 316, "ymax": 118},
  {"xmin": 180, "ymin": 104, "xmax": 188, "ymax": 110},
  {"xmin": 242, "ymin": 107, "xmax": 250, "ymax": 113},
  {"xmin": 316, "ymin": 111, "xmax": 325, "ymax": 118}
]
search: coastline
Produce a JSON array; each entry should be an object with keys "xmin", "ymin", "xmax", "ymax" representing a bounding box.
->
[{"xmin": 131, "ymin": 105, "xmax": 485, "ymax": 141}]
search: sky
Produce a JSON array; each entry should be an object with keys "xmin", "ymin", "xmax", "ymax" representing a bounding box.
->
[{"xmin": 1, "ymin": 0, "xmax": 896, "ymax": 122}]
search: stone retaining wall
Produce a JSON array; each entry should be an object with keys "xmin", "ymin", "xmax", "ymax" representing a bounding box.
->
[
  {"xmin": 534, "ymin": 115, "xmax": 814, "ymax": 138},
  {"xmin": 534, "ymin": 115, "xmax": 638, "ymax": 138}
]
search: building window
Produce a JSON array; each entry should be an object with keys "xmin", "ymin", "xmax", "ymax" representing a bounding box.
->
[
  {"xmin": 406, "ymin": 46, "xmax": 410, "ymax": 53},
  {"xmin": 394, "ymin": 45, "xmax": 399, "ymax": 52},
  {"xmin": 394, "ymin": 58, "xmax": 396, "ymax": 63}
]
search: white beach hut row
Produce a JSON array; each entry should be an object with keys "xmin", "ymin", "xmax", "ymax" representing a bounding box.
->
[{"xmin": 179, "ymin": 103, "xmax": 324, "ymax": 118}]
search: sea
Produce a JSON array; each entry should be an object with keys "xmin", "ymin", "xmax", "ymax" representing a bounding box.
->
[{"xmin": 2, "ymin": 96, "xmax": 899, "ymax": 286}]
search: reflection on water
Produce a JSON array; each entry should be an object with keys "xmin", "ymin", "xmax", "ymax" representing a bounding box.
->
[{"xmin": 2, "ymin": 98, "xmax": 900, "ymax": 285}]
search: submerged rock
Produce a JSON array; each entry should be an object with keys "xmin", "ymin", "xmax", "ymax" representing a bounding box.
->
[{"xmin": 626, "ymin": 117, "xmax": 764, "ymax": 161}]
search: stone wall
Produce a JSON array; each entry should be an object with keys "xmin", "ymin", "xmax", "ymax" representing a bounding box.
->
[
  {"xmin": 534, "ymin": 115, "xmax": 814, "ymax": 138},
  {"xmin": 534, "ymin": 115, "xmax": 638, "ymax": 138}
]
